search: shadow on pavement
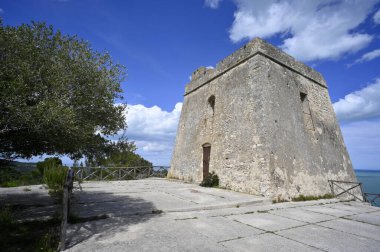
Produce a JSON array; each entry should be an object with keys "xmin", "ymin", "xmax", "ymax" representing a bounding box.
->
[
  {"xmin": 0, "ymin": 189, "xmax": 60, "ymax": 221},
  {"xmin": 66, "ymin": 190, "xmax": 159, "ymax": 249}
]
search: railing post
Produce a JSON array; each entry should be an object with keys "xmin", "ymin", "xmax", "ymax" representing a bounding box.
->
[
  {"xmin": 359, "ymin": 182, "xmax": 366, "ymax": 202},
  {"xmin": 331, "ymin": 181, "xmax": 335, "ymax": 196},
  {"xmin": 58, "ymin": 168, "xmax": 72, "ymax": 251},
  {"xmin": 134, "ymin": 167, "xmax": 136, "ymax": 179},
  {"xmin": 119, "ymin": 168, "xmax": 121, "ymax": 180},
  {"xmin": 101, "ymin": 168, "xmax": 103, "ymax": 180}
]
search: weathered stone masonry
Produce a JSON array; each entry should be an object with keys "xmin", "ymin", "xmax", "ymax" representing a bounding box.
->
[{"xmin": 169, "ymin": 38, "xmax": 357, "ymax": 200}]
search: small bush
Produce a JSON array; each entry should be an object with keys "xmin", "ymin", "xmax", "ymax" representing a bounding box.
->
[
  {"xmin": 1, "ymin": 180, "xmax": 21, "ymax": 187},
  {"xmin": 200, "ymin": 171, "xmax": 219, "ymax": 187},
  {"xmin": 43, "ymin": 162, "xmax": 68, "ymax": 196},
  {"xmin": 272, "ymin": 196, "xmax": 289, "ymax": 204},
  {"xmin": 37, "ymin": 157, "xmax": 62, "ymax": 176}
]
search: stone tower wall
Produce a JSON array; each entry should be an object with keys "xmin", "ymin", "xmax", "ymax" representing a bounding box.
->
[{"xmin": 169, "ymin": 38, "xmax": 357, "ymax": 200}]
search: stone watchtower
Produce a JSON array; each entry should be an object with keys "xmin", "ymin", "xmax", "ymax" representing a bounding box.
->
[{"xmin": 169, "ymin": 38, "xmax": 357, "ymax": 200}]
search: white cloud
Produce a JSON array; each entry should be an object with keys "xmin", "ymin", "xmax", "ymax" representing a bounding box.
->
[
  {"xmin": 205, "ymin": 0, "xmax": 223, "ymax": 9},
  {"xmin": 16, "ymin": 103, "xmax": 183, "ymax": 166},
  {"xmin": 374, "ymin": 9, "xmax": 380, "ymax": 24},
  {"xmin": 350, "ymin": 49, "xmax": 380, "ymax": 66},
  {"xmin": 229, "ymin": 0, "xmax": 377, "ymax": 61},
  {"xmin": 123, "ymin": 103, "xmax": 182, "ymax": 165},
  {"xmin": 333, "ymin": 79, "xmax": 380, "ymax": 122},
  {"xmin": 340, "ymin": 120, "xmax": 380, "ymax": 170}
]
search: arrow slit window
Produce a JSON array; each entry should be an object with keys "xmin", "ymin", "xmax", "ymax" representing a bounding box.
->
[{"xmin": 300, "ymin": 92, "xmax": 314, "ymax": 131}]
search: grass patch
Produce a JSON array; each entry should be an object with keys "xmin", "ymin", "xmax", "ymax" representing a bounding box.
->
[
  {"xmin": 0, "ymin": 207, "xmax": 60, "ymax": 252},
  {"xmin": 272, "ymin": 193, "xmax": 334, "ymax": 203},
  {"xmin": 175, "ymin": 216, "xmax": 198, "ymax": 221},
  {"xmin": 152, "ymin": 209, "xmax": 163, "ymax": 214},
  {"xmin": 293, "ymin": 194, "xmax": 334, "ymax": 202},
  {"xmin": 257, "ymin": 210, "xmax": 269, "ymax": 213},
  {"xmin": 272, "ymin": 197, "xmax": 289, "ymax": 204}
]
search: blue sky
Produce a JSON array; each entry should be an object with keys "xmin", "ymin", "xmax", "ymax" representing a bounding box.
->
[{"xmin": 2, "ymin": 0, "xmax": 380, "ymax": 170}]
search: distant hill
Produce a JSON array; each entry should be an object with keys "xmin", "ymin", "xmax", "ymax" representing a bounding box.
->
[{"xmin": 0, "ymin": 160, "xmax": 37, "ymax": 172}]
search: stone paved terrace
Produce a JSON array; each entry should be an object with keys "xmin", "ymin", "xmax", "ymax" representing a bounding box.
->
[
  {"xmin": 2, "ymin": 178, "xmax": 380, "ymax": 251},
  {"xmin": 67, "ymin": 179, "xmax": 380, "ymax": 251}
]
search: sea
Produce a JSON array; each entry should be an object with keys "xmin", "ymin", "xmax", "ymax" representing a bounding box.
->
[{"xmin": 355, "ymin": 170, "xmax": 380, "ymax": 207}]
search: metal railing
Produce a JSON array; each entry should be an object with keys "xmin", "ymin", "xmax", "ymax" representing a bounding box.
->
[
  {"xmin": 363, "ymin": 193, "xmax": 380, "ymax": 206},
  {"xmin": 57, "ymin": 166, "xmax": 169, "ymax": 250},
  {"xmin": 73, "ymin": 166, "xmax": 169, "ymax": 181},
  {"xmin": 328, "ymin": 180, "xmax": 365, "ymax": 201}
]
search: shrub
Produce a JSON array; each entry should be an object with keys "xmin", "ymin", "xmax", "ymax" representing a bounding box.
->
[
  {"xmin": 1, "ymin": 180, "xmax": 21, "ymax": 187},
  {"xmin": 37, "ymin": 157, "xmax": 62, "ymax": 176},
  {"xmin": 43, "ymin": 162, "xmax": 68, "ymax": 196},
  {"xmin": 200, "ymin": 171, "xmax": 219, "ymax": 187}
]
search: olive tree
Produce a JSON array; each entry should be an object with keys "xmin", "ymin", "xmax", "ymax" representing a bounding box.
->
[{"xmin": 0, "ymin": 20, "xmax": 127, "ymax": 160}]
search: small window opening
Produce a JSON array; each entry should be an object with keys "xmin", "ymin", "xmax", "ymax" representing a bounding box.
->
[
  {"xmin": 300, "ymin": 92, "xmax": 314, "ymax": 131},
  {"xmin": 208, "ymin": 95, "xmax": 215, "ymax": 115}
]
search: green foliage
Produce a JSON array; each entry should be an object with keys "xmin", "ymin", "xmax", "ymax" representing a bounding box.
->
[
  {"xmin": 1, "ymin": 180, "xmax": 21, "ymax": 187},
  {"xmin": 272, "ymin": 197, "xmax": 289, "ymax": 204},
  {"xmin": 293, "ymin": 193, "xmax": 334, "ymax": 202},
  {"xmin": 43, "ymin": 162, "xmax": 68, "ymax": 195},
  {"xmin": 86, "ymin": 138, "xmax": 152, "ymax": 167},
  {"xmin": 0, "ymin": 20, "xmax": 127, "ymax": 160},
  {"xmin": 36, "ymin": 157, "xmax": 62, "ymax": 175},
  {"xmin": 200, "ymin": 171, "xmax": 219, "ymax": 187},
  {"xmin": 0, "ymin": 166, "xmax": 21, "ymax": 184},
  {"xmin": 0, "ymin": 207, "xmax": 59, "ymax": 252},
  {"xmin": 0, "ymin": 162, "xmax": 43, "ymax": 187}
]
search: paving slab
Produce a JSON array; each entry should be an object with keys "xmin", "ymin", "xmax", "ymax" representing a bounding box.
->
[
  {"xmin": 277, "ymin": 224, "xmax": 380, "ymax": 252},
  {"xmin": 227, "ymin": 212, "xmax": 306, "ymax": 232},
  {"xmin": 270, "ymin": 207, "xmax": 336, "ymax": 223},
  {"xmin": 0, "ymin": 184, "xmax": 55, "ymax": 206},
  {"xmin": 0, "ymin": 184, "xmax": 59, "ymax": 221},
  {"xmin": 345, "ymin": 211, "xmax": 380, "ymax": 226},
  {"xmin": 221, "ymin": 233, "xmax": 321, "ymax": 252},
  {"xmin": 67, "ymin": 215, "xmax": 233, "ymax": 252},
  {"xmin": 71, "ymin": 179, "xmax": 270, "ymax": 217},
  {"xmin": 301, "ymin": 205, "xmax": 354, "ymax": 217},
  {"xmin": 344, "ymin": 201, "xmax": 380, "ymax": 210},
  {"xmin": 2, "ymin": 179, "xmax": 380, "ymax": 252},
  {"xmin": 318, "ymin": 218, "xmax": 380, "ymax": 241},
  {"xmin": 324, "ymin": 202, "xmax": 380, "ymax": 214},
  {"xmin": 181, "ymin": 216, "xmax": 264, "ymax": 242}
]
